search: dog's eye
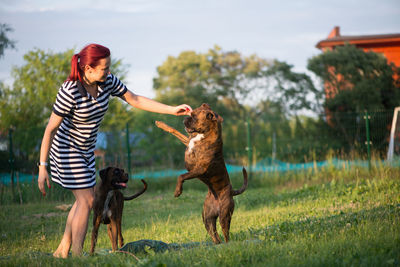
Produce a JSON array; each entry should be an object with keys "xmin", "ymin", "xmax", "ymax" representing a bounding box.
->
[{"xmin": 114, "ymin": 169, "xmax": 120, "ymax": 175}]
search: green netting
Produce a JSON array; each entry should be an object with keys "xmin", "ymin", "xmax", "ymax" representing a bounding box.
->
[{"xmin": 2, "ymin": 158, "xmax": 399, "ymax": 185}]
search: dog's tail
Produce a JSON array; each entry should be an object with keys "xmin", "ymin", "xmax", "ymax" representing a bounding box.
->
[
  {"xmin": 124, "ymin": 179, "xmax": 147, "ymax": 200},
  {"xmin": 232, "ymin": 167, "xmax": 248, "ymax": 196}
]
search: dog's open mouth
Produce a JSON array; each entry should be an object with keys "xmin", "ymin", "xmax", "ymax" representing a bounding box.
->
[
  {"xmin": 185, "ymin": 127, "xmax": 201, "ymax": 134},
  {"xmin": 185, "ymin": 127, "xmax": 194, "ymax": 133},
  {"xmin": 115, "ymin": 182, "xmax": 127, "ymax": 188}
]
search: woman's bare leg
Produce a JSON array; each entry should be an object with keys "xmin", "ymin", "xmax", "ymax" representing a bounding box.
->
[
  {"xmin": 53, "ymin": 202, "xmax": 77, "ymax": 258},
  {"xmin": 70, "ymin": 188, "xmax": 94, "ymax": 256},
  {"xmin": 53, "ymin": 187, "xmax": 94, "ymax": 258}
]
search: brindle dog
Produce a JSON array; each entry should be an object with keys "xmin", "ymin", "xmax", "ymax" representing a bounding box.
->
[
  {"xmin": 156, "ymin": 103, "xmax": 248, "ymax": 243},
  {"xmin": 90, "ymin": 167, "xmax": 147, "ymax": 254}
]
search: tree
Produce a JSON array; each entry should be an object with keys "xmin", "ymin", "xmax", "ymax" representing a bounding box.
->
[
  {"xmin": 0, "ymin": 23, "xmax": 16, "ymax": 59},
  {"xmin": 308, "ymin": 44, "xmax": 400, "ymax": 112},
  {"xmin": 263, "ymin": 60, "xmax": 324, "ymax": 115},
  {"xmin": 153, "ymin": 45, "xmax": 271, "ymax": 119},
  {"xmin": 0, "ymin": 48, "xmax": 73, "ymax": 165},
  {"xmin": 307, "ymin": 44, "xmax": 400, "ymax": 151},
  {"xmin": 0, "ymin": 23, "xmax": 16, "ymax": 173}
]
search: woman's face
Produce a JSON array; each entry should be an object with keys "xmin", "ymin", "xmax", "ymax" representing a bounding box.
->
[{"xmin": 84, "ymin": 56, "xmax": 111, "ymax": 84}]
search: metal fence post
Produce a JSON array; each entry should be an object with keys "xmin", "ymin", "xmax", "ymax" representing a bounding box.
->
[
  {"xmin": 272, "ymin": 131, "xmax": 276, "ymax": 161},
  {"xmin": 364, "ymin": 111, "xmax": 371, "ymax": 170},
  {"xmin": 246, "ymin": 118, "xmax": 252, "ymax": 179},
  {"xmin": 126, "ymin": 123, "xmax": 131, "ymax": 177},
  {"xmin": 8, "ymin": 127, "xmax": 15, "ymax": 201}
]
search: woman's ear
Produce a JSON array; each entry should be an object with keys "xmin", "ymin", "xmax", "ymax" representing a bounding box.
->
[{"xmin": 84, "ymin": 64, "xmax": 92, "ymax": 73}]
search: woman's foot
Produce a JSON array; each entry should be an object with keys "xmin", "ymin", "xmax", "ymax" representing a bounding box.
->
[{"xmin": 53, "ymin": 239, "xmax": 71, "ymax": 258}]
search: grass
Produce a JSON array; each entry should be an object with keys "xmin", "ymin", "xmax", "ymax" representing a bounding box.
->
[{"xmin": 0, "ymin": 164, "xmax": 399, "ymax": 266}]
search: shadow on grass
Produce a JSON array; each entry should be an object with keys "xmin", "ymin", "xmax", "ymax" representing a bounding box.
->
[
  {"xmin": 234, "ymin": 182, "xmax": 323, "ymax": 212},
  {"xmin": 232, "ymin": 204, "xmax": 400, "ymax": 243},
  {"xmin": 116, "ymin": 239, "xmax": 214, "ymax": 255}
]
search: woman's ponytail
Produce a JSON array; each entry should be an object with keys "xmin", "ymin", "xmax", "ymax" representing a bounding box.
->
[{"xmin": 67, "ymin": 54, "xmax": 82, "ymax": 82}]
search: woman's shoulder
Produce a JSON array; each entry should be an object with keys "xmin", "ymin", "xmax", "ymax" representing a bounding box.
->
[
  {"xmin": 61, "ymin": 79, "xmax": 78, "ymax": 90},
  {"xmin": 105, "ymin": 73, "xmax": 117, "ymax": 83},
  {"xmin": 101, "ymin": 73, "xmax": 123, "ymax": 87},
  {"xmin": 58, "ymin": 80, "xmax": 81, "ymax": 98}
]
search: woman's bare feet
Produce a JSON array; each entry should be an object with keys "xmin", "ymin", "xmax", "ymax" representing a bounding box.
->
[{"xmin": 53, "ymin": 239, "xmax": 71, "ymax": 258}]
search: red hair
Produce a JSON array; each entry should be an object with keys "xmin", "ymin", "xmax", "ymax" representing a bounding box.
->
[{"xmin": 68, "ymin": 43, "xmax": 110, "ymax": 82}]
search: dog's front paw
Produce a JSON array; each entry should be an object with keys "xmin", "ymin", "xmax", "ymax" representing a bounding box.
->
[{"xmin": 174, "ymin": 188, "xmax": 182, "ymax": 197}]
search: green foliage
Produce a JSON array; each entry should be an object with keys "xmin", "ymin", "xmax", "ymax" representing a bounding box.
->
[
  {"xmin": 307, "ymin": 44, "xmax": 400, "ymax": 112},
  {"xmin": 154, "ymin": 45, "xmax": 271, "ymax": 118},
  {"xmin": 129, "ymin": 109, "xmax": 188, "ymax": 168},
  {"xmin": 263, "ymin": 60, "xmax": 323, "ymax": 114},
  {"xmin": 0, "ymin": 23, "xmax": 16, "ymax": 59},
  {"xmin": 307, "ymin": 45, "xmax": 399, "ymax": 150},
  {"xmin": 0, "ymin": 48, "xmax": 73, "ymax": 165}
]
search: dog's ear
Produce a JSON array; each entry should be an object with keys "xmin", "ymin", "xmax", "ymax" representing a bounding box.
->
[
  {"xmin": 206, "ymin": 112, "xmax": 215, "ymax": 121},
  {"xmin": 201, "ymin": 103, "xmax": 211, "ymax": 109},
  {"xmin": 207, "ymin": 112, "xmax": 224, "ymax": 123},
  {"xmin": 217, "ymin": 113, "xmax": 224, "ymax": 123},
  {"xmin": 99, "ymin": 167, "xmax": 111, "ymax": 182}
]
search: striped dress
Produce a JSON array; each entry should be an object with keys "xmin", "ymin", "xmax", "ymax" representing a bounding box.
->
[{"xmin": 50, "ymin": 74, "xmax": 128, "ymax": 189}]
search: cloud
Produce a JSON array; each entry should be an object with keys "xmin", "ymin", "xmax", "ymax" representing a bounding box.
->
[{"xmin": 1, "ymin": 0, "xmax": 159, "ymax": 13}]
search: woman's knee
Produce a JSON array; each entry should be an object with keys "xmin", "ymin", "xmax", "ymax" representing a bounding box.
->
[
  {"xmin": 86, "ymin": 194, "xmax": 95, "ymax": 210},
  {"xmin": 74, "ymin": 188, "xmax": 95, "ymax": 209}
]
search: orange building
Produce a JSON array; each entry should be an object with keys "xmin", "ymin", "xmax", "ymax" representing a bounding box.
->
[
  {"xmin": 315, "ymin": 26, "xmax": 400, "ymax": 128},
  {"xmin": 315, "ymin": 27, "xmax": 400, "ymax": 101},
  {"xmin": 316, "ymin": 26, "xmax": 400, "ymax": 67}
]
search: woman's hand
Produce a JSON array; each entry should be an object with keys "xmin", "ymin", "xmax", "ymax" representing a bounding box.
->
[
  {"xmin": 38, "ymin": 166, "xmax": 51, "ymax": 196},
  {"xmin": 173, "ymin": 104, "xmax": 192, "ymax": 116},
  {"xmin": 37, "ymin": 112, "xmax": 63, "ymax": 197}
]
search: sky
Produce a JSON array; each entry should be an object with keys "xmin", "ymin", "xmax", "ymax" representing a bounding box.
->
[{"xmin": 1, "ymin": 0, "xmax": 399, "ymax": 98}]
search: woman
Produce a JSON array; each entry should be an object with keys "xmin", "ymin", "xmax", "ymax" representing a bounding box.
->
[{"xmin": 37, "ymin": 43, "xmax": 192, "ymax": 258}]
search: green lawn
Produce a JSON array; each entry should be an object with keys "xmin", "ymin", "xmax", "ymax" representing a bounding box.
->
[{"xmin": 0, "ymin": 166, "xmax": 399, "ymax": 266}]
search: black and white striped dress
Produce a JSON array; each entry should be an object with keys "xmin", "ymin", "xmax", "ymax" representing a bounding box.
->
[{"xmin": 49, "ymin": 74, "xmax": 127, "ymax": 189}]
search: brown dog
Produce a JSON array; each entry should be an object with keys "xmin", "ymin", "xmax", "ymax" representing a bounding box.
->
[
  {"xmin": 156, "ymin": 103, "xmax": 248, "ymax": 243},
  {"xmin": 90, "ymin": 167, "xmax": 147, "ymax": 254}
]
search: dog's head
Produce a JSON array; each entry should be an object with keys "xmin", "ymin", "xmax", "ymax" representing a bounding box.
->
[
  {"xmin": 99, "ymin": 167, "xmax": 129, "ymax": 190},
  {"xmin": 184, "ymin": 103, "xmax": 223, "ymax": 135}
]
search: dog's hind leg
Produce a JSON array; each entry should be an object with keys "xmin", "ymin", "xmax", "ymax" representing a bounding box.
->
[
  {"xmin": 203, "ymin": 215, "xmax": 221, "ymax": 244},
  {"xmin": 219, "ymin": 205, "xmax": 234, "ymax": 243},
  {"xmin": 202, "ymin": 193, "xmax": 222, "ymax": 244},
  {"xmin": 218, "ymin": 192, "xmax": 234, "ymax": 243}
]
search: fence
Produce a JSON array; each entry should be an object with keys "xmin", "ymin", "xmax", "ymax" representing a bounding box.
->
[{"xmin": 0, "ymin": 109, "xmax": 395, "ymax": 186}]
